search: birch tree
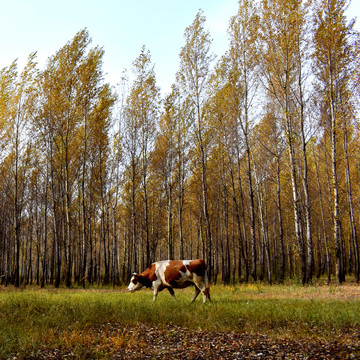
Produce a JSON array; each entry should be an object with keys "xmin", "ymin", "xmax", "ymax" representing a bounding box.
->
[
  {"xmin": 124, "ymin": 46, "xmax": 160, "ymax": 270},
  {"xmin": 260, "ymin": 0, "xmax": 310, "ymax": 284},
  {"xmin": 228, "ymin": 0, "xmax": 260, "ymax": 282},
  {"xmin": 313, "ymin": 0, "xmax": 357, "ymax": 283},
  {"xmin": 178, "ymin": 10, "xmax": 214, "ymax": 277}
]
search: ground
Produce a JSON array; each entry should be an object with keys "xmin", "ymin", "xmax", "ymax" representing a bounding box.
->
[
  {"xmin": 33, "ymin": 323, "xmax": 359, "ymax": 359},
  {"xmin": 2, "ymin": 283, "xmax": 360, "ymax": 359}
]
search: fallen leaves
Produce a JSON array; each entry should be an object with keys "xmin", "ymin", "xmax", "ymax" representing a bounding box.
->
[{"xmin": 28, "ymin": 322, "xmax": 360, "ymax": 359}]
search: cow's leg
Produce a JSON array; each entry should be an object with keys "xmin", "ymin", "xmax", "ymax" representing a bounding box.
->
[
  {"xmin": 201, "ymin": 287, "xmax": 211, "ymax": 303},
  {"xmin": 167, "ymin": 287, "xmax": 177, "ymax": 301},
  {"xmin": 194, "ymin": 280, "xmax": 211, "ymax": 303},
  {"xmin": 153, "ymin": 285, "xmax": 159, "ymax": 302},
  {"xmin": 192, "ymin": 286, "xmax": 200, "ymax": 302}
]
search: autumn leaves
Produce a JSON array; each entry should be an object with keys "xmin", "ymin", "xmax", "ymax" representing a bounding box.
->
[{"xmin": 0, "ymin": 0, "xmax": 358, "ymax": 288}]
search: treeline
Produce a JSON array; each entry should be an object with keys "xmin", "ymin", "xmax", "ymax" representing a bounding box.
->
[{"xmin": 0, "ymin": 0, "xmax": 359, "ymax": 287}]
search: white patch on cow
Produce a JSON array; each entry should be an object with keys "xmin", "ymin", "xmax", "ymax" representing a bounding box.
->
[
  {"xmin": 150, "ymin": 261, "xmax": 169, "ymax": 300},
  {"xmin": 152, "ymin": 260, "xmax": 168, "ymax": 287}
]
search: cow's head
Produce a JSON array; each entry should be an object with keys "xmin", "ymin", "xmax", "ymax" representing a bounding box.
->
[{"xmin": 127, "ymin": 273, "xmax": 144, "ymax": 292}]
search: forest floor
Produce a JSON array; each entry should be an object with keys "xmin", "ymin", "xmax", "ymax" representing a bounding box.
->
[
  {"xmin": 1, "ymin": 282, "xmax": 359, "ymax": 359},
  {"xmin": 33, "ymin": 322, "xmax": 359, "ymax": 359}
]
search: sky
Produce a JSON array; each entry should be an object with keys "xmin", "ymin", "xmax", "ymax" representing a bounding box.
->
[{"xmin": 0, "ymin": 0, "xmax": 359, "ymax": 96}]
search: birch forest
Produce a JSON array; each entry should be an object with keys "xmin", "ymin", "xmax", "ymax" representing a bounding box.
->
[{"xmin": 0, "ymin": 0, "xmax": 359, "ymax": 287}]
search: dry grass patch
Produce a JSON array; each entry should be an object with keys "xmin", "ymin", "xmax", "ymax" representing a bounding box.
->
[{"xmin": 222, "ymin": 282, "xmax": 360, "ymax": 301}]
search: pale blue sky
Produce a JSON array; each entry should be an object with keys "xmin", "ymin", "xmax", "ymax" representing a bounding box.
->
[{"xmin": 0, "ymin": 0, "xmax": 359, "ymax": 96}]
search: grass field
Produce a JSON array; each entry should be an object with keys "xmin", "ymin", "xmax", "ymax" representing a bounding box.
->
[{"xmin": 0, "ymin": 282, "xmax": 359, "ymax": 358}]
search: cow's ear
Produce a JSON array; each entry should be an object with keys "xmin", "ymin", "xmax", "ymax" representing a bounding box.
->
[
  {"xmin": 132, "ymin": 272, "xmax": 138, "ymax": 276},
  {"xmin": 132, "ymin": 273, "xmax": 139, "ymax": 285}
]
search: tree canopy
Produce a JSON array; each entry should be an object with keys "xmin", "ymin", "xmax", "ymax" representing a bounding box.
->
[{"xmin": 0, "ymin": 1, "xmax": 359, "ymax": 287}]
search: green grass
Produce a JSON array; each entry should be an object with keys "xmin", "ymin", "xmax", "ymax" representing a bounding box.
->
[{"xmin": 0, "ymin": 283, "xmax": 359, "ymax": 358}]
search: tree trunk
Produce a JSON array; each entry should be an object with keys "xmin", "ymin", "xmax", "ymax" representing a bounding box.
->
[
  {"xmin": 343, "ymin": 127, "xmax": 359, "ymax": 282},
  {"xmin": 243, "ymin": 138, "xmax": 257, "ymax": 282},
  {"xmin": 131, "ymin": 156, "xmax": 137, "ymax": 273},
  {"xmin": 230, "ymin": 165, "xmax": 245, "ymax": 282},
  {"xmin": 286, "ymin": 110, "xmax": 306, "ymax": 284},
  {"xmin": 64, "ymin": 142, "xmax": 72, "ymax": 288},
  {"xmin": 275, "ymin": 157, "xmax": 285, "ymax": 282},
  {"xmin": 41, "ymin": 188, "xmax": 48, "ymax": 288},
  {"xmin": 329, "ymin": 76, "xmax": 342, "ymax": 284},
  {"xmin": 237, "ymin": 156, "xmax": 249, "ymax": 282},
  {"xmin": 167, "ymin": 182, "xmax": 174, "ymax": 260},
  {"xmin": 314, "ymin": 149, "xmax": 331, "ymax": 284},
  {"xmin": 177, "ymin": 141, "xmax": 185, "ymax": 260},
  {"xmin": 196, "ymin": 99, "xmax": 212, "ymax": 278},
  {"xmin": 298, "ymin": 62, "xmax": 313, "ymax": 284},
  {"xmin": 80, "ymin": 112, "xmax": 88, "ymax": 288}
]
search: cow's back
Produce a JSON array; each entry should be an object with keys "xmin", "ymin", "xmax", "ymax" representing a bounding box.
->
[{"xmin": 154, "ymin": 259, "xmax": 208, "ymax": 288}]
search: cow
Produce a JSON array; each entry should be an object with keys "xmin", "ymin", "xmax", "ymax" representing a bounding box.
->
[{"xmin": 127, "ymin": 259, "xmax": 211, "ymax": 303}]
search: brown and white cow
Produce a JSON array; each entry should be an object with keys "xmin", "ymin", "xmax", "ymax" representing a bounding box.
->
[{"xmin": 127, "ymin": 259, "xmax": 211, "ymax": 303}]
